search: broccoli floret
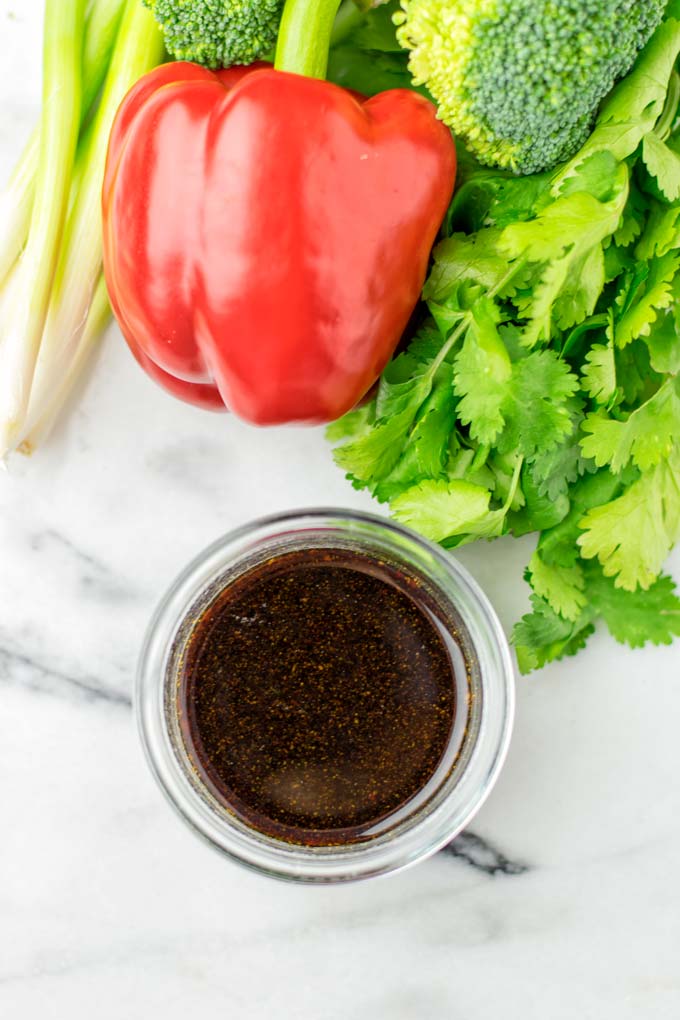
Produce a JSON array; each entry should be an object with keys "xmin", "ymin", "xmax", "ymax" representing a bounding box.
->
[
  {"xmin": 143, "ymin": 0, "xmax": 284, "ymax": 68},
  {"xmin": 395, "ymin": 0, "xmax": 667, "ymax": 174}
]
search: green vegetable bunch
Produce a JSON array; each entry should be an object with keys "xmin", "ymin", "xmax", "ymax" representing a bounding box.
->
[
  {"xmin": 0, "ymin": 0, "xmax": 164, "ymax": 455},
  {"xmin": 395, "ymin": 0, "xmax": 666, "ymax": 174},
  {"xmin": 329, "ymin": 9, "xmax": 680, "ymax": 671},
  {"xmin": 143, "ymin": 0, "xmax": 285, "ymax": 66}
]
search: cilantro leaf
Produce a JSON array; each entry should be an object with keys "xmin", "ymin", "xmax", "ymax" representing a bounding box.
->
[
  {"xmin": 501, "ymin": 179, "xmax": 627, "ymax": 266},
  {"xmin": 527, "ymin": 550, "xmax": 587, "ymax": 621},
  {"xmin": 538, "ymin": 468, "xmax": 627, "ymax": 567},
  {"xmin": 390, "ymin": 479, "xmax": 503, "ymax": 544},
  {"xmin": 614, "ymin": 184, "xmax": 650, "ymax": 248},
  {"xmin": 584, "ymin": 563, "xmax": 680, "ymax": 647},
  {"xmin": 555, "ymin": 151, "xmax": 622, "ymax": 203},
  {"xmin": 528, "ymin": 431, "xmax": 592, "ymax": 501},
  {"xmin": 331, "ymin": 330, "xmax": 440, "ymax": 483},
  {"xmin": 636, "ymin": 201, "xmax": 680, "ymax": 260},
  {"xmin": 615, "ymin": 339, "xmax": 661, "ymax": 405},
  {"xmin": 508, "ymin": 464, "xmax": 570, "ymax": 537},
  {"xmin": 452, "ymin": 297, "xmax": 511, "ymax": 446},
  {"xmin": 485, "ymin": 172, "xmax": 550, "ymax": 228},
  {"xmin": 613, "ymin": 251, "xmax": 680, "ymax": 347},
  {"xmin": 581, "ymin": 342, "xmax": 621, "ymax": 407},
  {"xmin": 325, "ymin": 403, "xmax": 374, "ymax": 442},
  {"xmin": 552, "ymin": 245, "xmax": 605, "ymax": 332},
  {"xmin": 514, "ymin": 561, "xmax": 680, "ymax": 672},
  {"xmin": 578, "ymin": 450, "xmax": 680, "ymax": 590},
  {"xmin": 644, "ymin": 307, "xmax": 680, "ymax": 374},
  {"xmin": 372, "ymin": 366, "xmax": 456, "ymax": 502},
  {"xmin": 501, "ymin": 176, "xmax": 627, "ymax": 344},
  {"xmin": 641, "ymin": 132, "xmax": 680, "ymax": 202},
  {"xmin": 580, "ymin": 379, "xmax": 680, "ymax": 473},
  {"xmin": 497, "ymin": 351, "xmax": 580, "ymax": 459},
  {"xmin": 512, "ymin": 594, "xmax": 596, "ymax": 674},
  {"xmin": 425, "ymin": 230, "xmax": 510, "ymax": 302}
]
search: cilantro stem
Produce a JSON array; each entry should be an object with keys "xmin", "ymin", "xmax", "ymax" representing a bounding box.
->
[
  {"xmin": 488, "ymin": 258, "xmax": 528, "ymax": 301},
  {"xmin": 428, "ymin": 258, "xmax": 527, "ymax": 378},
  {"xmin": 470, "ymin": 444, "xmax": 490, "ymax": 471},
  {"xmin": 654, "ymin": 69, "xmax": 680, "ymax": 141},
  {"xmin": 560, "ymin": 314, "xmax": 608, "ymax": 359},
  {"xmin": 503, "ymin": 455, "xmax": 524, "ymax": 513}
]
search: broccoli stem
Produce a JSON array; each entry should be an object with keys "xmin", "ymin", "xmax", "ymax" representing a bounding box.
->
[{"xmin": 275, "ymin": 0, "xmax": 344, "ymax": 78}]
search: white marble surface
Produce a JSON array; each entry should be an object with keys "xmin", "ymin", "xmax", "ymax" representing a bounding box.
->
[{"xmin": 2, "ymin": 3, "xmax": 680, "ymax": 1017}]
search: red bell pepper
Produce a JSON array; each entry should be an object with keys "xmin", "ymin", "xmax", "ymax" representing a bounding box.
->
[{"xmin": 102, "ymin": 0, "xmax": 456, "ymax": 425}]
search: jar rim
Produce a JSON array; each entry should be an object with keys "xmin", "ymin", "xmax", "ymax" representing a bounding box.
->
[{"xmin": 136, "ymin": 508, "xmax": 516, "ymax": 883}]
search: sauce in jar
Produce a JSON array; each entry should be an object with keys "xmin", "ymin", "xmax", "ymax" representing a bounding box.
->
[{"xmin": 178, "ymin": 547, "xmax": 467, "ymax": 845}]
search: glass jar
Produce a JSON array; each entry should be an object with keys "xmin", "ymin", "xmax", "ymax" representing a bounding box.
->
[{"xmin": 137, "ymin": 509, "xmax": 515, "ymax": 883}]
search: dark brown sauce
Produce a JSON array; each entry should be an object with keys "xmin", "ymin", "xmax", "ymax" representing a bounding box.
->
[{"xmin": 178, "ymin": 548, "xmax": 462, "ymax": 845}]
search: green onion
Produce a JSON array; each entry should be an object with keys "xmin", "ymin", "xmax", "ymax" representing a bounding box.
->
[
  {"xmin": 0, "ymin": 0, "xmax": 164, "ymax": 456},
  {"xmin": 0, "ymin": 0, "xmax": 87, "ymax": 453},
  {"xmin": 0, "ymin": 0, "xmax": 126, "ymax": 289},
  {"xmin": 19, "ymin": 274, "xmax": 111, "ymax": 454},
  {"xmin": 22, "ymin": 3, "xmax": 164, "ymax": 449}
]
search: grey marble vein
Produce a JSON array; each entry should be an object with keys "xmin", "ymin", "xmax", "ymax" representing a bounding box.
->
[
  {"xmin": 0, "ymin": 645, "xmax": 131, "ymax": 707},
  {"xmin": 29, "ymin": 528, "xmax": 142, "ymax": 603},
  {"xmin": 442, "ymin": 831, "xmax": 529, "ymax": 875}
]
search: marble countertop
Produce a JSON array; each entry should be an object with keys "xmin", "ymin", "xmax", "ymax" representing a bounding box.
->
[{"xmin": 2, "ymin": 3, "xmax": 680, "ymax": 1017}]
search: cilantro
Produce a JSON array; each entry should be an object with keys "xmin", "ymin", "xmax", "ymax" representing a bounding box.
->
[
  {"xmin": 585, "ymin": 565, "xmax": 680, "ymax": 647},
  {"xmin": 452, "ymin": 298, "xmax": 511, "ymax": 446},
  {"xmin": 537, "ymin": 469, "xmax": 627, "ymax": 568},
  {"xmin": 332, "ymin": 331, "xmax": 439, "ymax": 483},
  {"xmin": 614, "ymin": 184, "xmax": 649, "ymax": 248},
  {"xmin": 508, "ymin": 469, "xmax": 570, "ymax": 537},
  {"xmin": 642, "ymin": 132, "xmax": 680, "ymax": 202},
  {"xmin": 578, "ymin": 450, "xmax": 680, "ymax": 590},
  {"xmin": 613, "ymin": 250, "xmax": 680, "ymax": 347},
  {"xmin": 496, "ymin": 351, "xmax": 580, "ymax": 458},
  {"xmin": 425, "ymin": 231, "xmax": 510, "ymax": 302},
  {"xmin": 501, "ymin": 174, "xmax": 628, "ymax": 345},
  {"xmin": 526, "ymin": 550, "xmax": 587, "ymax": 621},
  {"xmin": 645, "ymin": 307, "xmax": 680, "ymax": 374},
  {"xmin": 529, "ymin": 431, "xmax": 592, "ymax": 502},
  {"xmin": 512, "ymin": 594, "xmax": 596, "ymax": 674},
  {"xmin": 326, "ymin": 8, "xmax": 680, "ymax": 673},
  {"xmin": 581, "ymin": 341, "xmax": 621, "ymax": 407},
  {"xmin": 390, "ymin": 478, "xmax": 500, "ymax": 544},
  {"xmin": 580, "ymin": 378, "xmax": 680, "ymax": 472},
  {"xmin": 513, "ymin": 563, "xmax": 680, "ymax": 672},
  {"xmin": 636, "ymin": 202, "xmax": 680, "ymax": 260}
]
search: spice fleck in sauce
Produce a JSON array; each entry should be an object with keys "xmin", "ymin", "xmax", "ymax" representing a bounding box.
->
[{"xmin": 178, "ymin": 548, "xmax": 462, "ymax": 845}]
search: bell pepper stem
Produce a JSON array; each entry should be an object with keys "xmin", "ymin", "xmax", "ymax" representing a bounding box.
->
[{"xmin": 274, "ymin": 0, "xmax": 344, "ymax": 78}]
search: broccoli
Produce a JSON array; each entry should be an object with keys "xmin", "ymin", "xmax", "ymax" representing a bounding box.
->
[
  {"xmin": 143, "ymin": 0, "xmax": 285, "ymax": 68},
  {"xmin": 395, "ymin": 0, "xmax": 667, "ymax": 174}
]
